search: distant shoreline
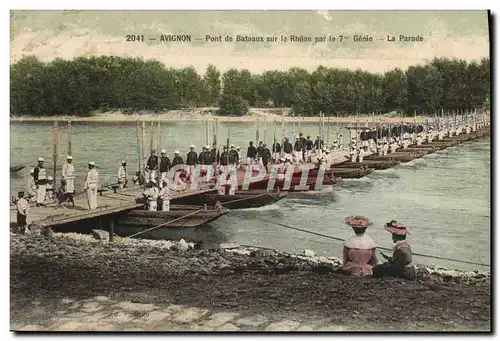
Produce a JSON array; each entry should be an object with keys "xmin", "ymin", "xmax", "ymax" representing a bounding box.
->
[{"xmin": 10, "ymin": 115, "xmax": 427, "ymax": 124}]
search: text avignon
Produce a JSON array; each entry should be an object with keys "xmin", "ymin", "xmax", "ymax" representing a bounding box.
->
[{"xmin": 160, "ymin": 35, "xmax": 192, "ymax": 42}]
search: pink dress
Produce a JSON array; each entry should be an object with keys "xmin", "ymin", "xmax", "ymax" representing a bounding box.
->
[{"xmin": 342, "ymin": 234, "xmax": 377, "ymax": 276}]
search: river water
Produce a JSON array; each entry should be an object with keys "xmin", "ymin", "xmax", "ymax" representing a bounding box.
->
[{"xmin": 10, "ymin": 121, "xmax": 491, "ymax": 270}]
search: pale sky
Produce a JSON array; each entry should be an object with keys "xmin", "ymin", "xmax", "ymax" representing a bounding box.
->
[{"xmin": 10, "ymin": 10, "xmax": 490, "ymax": 73}]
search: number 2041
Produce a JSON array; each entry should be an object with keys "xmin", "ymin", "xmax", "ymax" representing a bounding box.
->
[{"xmin": 126, "ymin": 35, "xmax": 144, "ymax": 42}]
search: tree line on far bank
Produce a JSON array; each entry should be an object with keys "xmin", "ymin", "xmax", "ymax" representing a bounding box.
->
[{"xmin": 10, "ymin": 55, "xmax": 490, "ymax": 117}]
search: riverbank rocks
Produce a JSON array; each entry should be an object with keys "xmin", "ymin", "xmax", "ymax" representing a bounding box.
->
[
  {"xmin": 174, "ymin": 239, "xmax": 189, "ymax": 252},
  {"xmin": 9, "ymin": 233, "xmax": 489, "ymax": 285},
  {"xmin": 201, "ymin": 312, "xmax": 240, "ymax": 328},
  {"xmin": 425, "ymin": 266, "xmax": 490, "ymax": 285},
  {"xmin": 303, "ymin": 250, "xmax": 315, "ymax": 257},
  {"xmin": 92, "ymin": 230, "xmax": 110, "ymax": 243},
  {"xmin": 265, "ymin": 320, "xmax": 300, "ymax": 331},
  {"xmin": 171, "ymin": 307, "xmax": 209, "ymax": 324},
  {"xmin": 235, "ymin": 314, "xmax": 269, "ymax": 327},
  {"xmin": 10, "ymin": 230, "xmax": 491, "ymax": 332}
]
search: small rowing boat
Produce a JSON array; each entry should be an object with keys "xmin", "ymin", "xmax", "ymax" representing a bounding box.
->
[
  {"xmin": 333, "ymin": 159, "xmax": 400, "ymax": 170},
  {"xmin": 366, "ymin": 151, "xmax": 424, "ymax": 163},
  {"xmin": 329, "ymin": 167, "xmax": 375, "ymax": 179},
  {"xmin": 10, "ymin": 165, "xmax": 25, "ymax": 173},
  {"xmin": 117, "ymin": 204, "xmax": 230, "ymax": 229}
]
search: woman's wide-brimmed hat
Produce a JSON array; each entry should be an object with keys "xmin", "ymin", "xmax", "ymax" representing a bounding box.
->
[
  {"xmin": 384, "ymin": 220, "xmax": 409, "ymax": 235},
  {"xmin": 344, "ymin": 216, "xmax": 372, "ymax": 229}
]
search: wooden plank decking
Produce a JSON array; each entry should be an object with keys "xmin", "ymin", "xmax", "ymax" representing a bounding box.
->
[{"xmin": 10, "ymin": 186, "xmax": 216, "ymax": 228}]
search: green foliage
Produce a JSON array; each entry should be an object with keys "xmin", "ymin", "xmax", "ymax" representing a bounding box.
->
[
  {"xmin": 218, "ymin": 69, "xmax": 250, "ymax": 115},
  {"xmin": 203, "ymin": 64, "xmax": 221, "ymax": 106},
  {"xmin": 10, "ymin": 56, "xmax": 490, "ymax": 117}
]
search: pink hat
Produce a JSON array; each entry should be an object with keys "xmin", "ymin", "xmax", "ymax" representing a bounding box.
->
[
  {"xmin": 384, "ymin": 220, "xmax": 409, "ymax": 235},
  {"xmin": 345, "ymin": 216, "xmax": 372, "ymax": 229}
]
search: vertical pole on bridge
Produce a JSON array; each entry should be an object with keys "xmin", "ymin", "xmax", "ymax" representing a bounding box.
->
[
  {"xmin": 256, "ymin": 119, "xmax": 260, "ymax": 144},
  {"xmin": 157, "ymin": 120, "xmax": 161, "ymax": 153},
  {"xmin": 109, "ymin": 219, "xmax": 115, "ymax": 243},
  {"xmin": 141, "ymin": 122, "xmax": 146, "ymax": 173},
  {"xmin": 53, "ymin": 121, "xmax": 58, "ymax": 182},
  {"xmin": 205, "ymin": 118, "xmax": 209, "ymax": 146},
  {"xmin": 150, "ymin": 121, "xmax": 154, "ymax": 152},
  {"xmin": 136, "ymin": 120, "xmax": 141, "ymax": 173},
  {"xmin": 263, "ymin": 119, "xmax": 267, "ymax": 144},
  {"xmin": 67, "ymin": 120, "xmax": 72, "ymax": 156}
]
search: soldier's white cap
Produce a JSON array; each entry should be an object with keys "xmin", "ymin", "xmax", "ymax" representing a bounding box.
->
[
  {"xmin": 174, "ymin": 150, "xmax": 180, "ymax": 154},
  {"xmin": 29, "ymin": 168, "xmax": 34, "ymax": 173},
  {"xmin": 66, "ymin": 155, "xmax": 73, "ymax": 160},
  {"xmin": 122, "ymin": 160, "xmax": 126, "ymax": 164},
  {"xmin": 230, "ymin": 144, "xmax": 235, "ymax": 148},
  {"xmin": 47, "ymin": 176, "xmax": 53, "ymax": 181},
  {"xmin": 190, "ymin": 145, "xmax": 195, "ymax": 148},
  {"xmin": 161, "ymin": 149, "xmax": 166, "ymax": 154},
  {"xmin": 236, "ymin": 146, "xmax": 240, "ymax": 149},
  {"xmin": 38, "ymin": 157, "xmax": 44, "ymax": 162},
  {"xmin": 89, "ymin": 161, "xmax": 96, "ymax": 166},
  {"xmin": 205, "ymin": 145, "xmax": 210, "ymax": 149}
]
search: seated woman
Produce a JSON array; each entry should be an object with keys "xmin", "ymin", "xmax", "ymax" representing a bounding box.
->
[
  {"xmin": 342, "ymin": 216, "xmax": 377, "ymax": 276},
  {"xmin": 372, "ymin": 220, "xmax": 412, "ymax": 278}
]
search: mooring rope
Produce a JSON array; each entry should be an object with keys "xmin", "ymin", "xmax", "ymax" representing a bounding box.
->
[
  {"xmin": 265, "ymin": 191, "xmax": 296, "ymax": 210},
  {"xmin": 216, "ymin": 193, "xmax": 269, "ymax": 206},
  {"xmin": 255, "ymin": 217, "xmax": 490, "ymax": 267}
]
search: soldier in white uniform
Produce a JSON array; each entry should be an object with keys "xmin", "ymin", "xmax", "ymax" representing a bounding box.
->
[
  {"xmin": 349, "ymin": 148, "xmax": 356, "ymax": 163},
  {"xmin": 117, "ymin": 160, "xmax": 128, "ymax": 189},
  {"xmin": 389, "ymin": 139, "xmax": 398, "ymax": 153},
  {"xmin": 143, "ymin": 181, "xmax": 159, "ymax": 211},
  {"xmin": 376, "ymin": 142, "xmax": 383, "ymax": 156},
  {"xmin": 159, "ymin": 180, "xmax": 171, "ymax": 211},
  {"xmin": 33, "ymin": 157, "xmax": 48, "ymax": 206},
  {"xmin": 26, "ymin": 168, "xmax": 37, "ymax": 203},
  {"xmin": 236, "ymin": 146, "xmax": 242, "ymax": 166},
  {"xmin": 382, "ymin": 142, "xmax": 389, "ymax": 156},
  {"xmin": 357, "ymin": 147, "xmax": 365, "ymax": 163},
  {"xmin": 84, "ymin": 161, "xmax": 99, "ymax": 210},
  {"xmin": 62, "ymin": 155, "xmax": 76, "ymax": 202}
]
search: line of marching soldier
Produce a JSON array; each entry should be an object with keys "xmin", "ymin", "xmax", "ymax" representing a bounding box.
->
[
  {"xmin": 246, "ymin": 134, "xmax": 325, "ymax": 167},
  {"xmin": 345, "ymin": 112, "xmax": 490, "ymax": 163}
]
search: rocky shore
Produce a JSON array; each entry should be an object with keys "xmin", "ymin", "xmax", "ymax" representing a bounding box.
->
[{"xmin": 10, "ymin": 233, "xmax": 491, "ymax": 332}]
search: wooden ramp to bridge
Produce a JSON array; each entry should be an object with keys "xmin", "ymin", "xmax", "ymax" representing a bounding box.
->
[{"xmin": 10, "ymin": 186, "xmax": 215, "ymax": 228}]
